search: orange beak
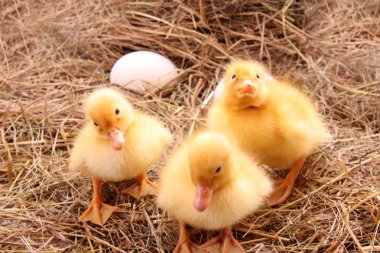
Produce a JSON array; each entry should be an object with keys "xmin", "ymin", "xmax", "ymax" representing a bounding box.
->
[
  {"xmin": 109, "ymin": 129, "xmax": 125, "ymax": 150},
  {"xmin": 238, "ymin": 80, "xmax": 256, "ymax": 94},
  {"xmin": 194, "ymin": 185, "xmax": 213, "ymax": 212}
]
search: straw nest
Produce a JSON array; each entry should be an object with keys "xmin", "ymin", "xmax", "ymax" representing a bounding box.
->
[{"xmin": 1, "ymin": 0, "xmax": 379, "ymax": 252}]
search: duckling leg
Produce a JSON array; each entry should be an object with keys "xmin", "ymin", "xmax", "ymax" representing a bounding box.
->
[
  {"xmin": 79, "ymin": 177, "xmax": 119, "ymax": 226},
  {"xmin": 201, "ymin": 227, "xmax": 245, "ymax": 253},
  {"xmin": 122, "ymin": 172, "xmax": 158, "ymax": 199},
  {"xmin": 267, "ymin": 156, "xmax": 306, "ymax": 206},
  {"xmin": 174, "ymin": 222, "xmax": 203, "ymax": 253}
]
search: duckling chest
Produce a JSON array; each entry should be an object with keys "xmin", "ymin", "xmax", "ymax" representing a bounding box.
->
[
  {"xmin": 179, "ymin": 186, "xmax": 257, "ymax": 230},
  {"xmin": 221, "ymin": 109, "xmax": 277, "ymax": 145},
  {"xmin": 229, "ymin": 110, "xmax": 304, "ymax": 167},
  {"xmin": 84, "ymin": 145, "xmax": 144, "ymax": 182}
]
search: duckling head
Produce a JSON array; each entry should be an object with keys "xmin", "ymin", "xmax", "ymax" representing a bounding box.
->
[
  {"xmin": 84, "ymin": 88, "xmax": 135, "ymax": 150},
  {"xmin": 222, "ymin": 60, "xmax": 274, "ymax": 108},
  {"xmin": 188, "ymin": 132, "xmax": 234, "ymax": 212}
]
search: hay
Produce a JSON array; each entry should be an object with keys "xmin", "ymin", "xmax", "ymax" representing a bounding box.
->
[{"xmin": 0, "ymin": 0, "xmax": 379, "ymax": 252}]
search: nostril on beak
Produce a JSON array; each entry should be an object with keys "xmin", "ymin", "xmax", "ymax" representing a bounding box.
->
[
  {"xmin": 241, "ymin": 80, "xmax": 253, "ymax": 86},
  {"xmin": 243, "ymin": 85, "xmax": 255, "ymax": 93},
  {"xmin": 239, "ymin": 80, "xmax": 256, "ymax": 93}
]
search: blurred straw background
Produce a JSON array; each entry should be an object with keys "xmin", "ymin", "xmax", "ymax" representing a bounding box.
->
[{"xmin": 0, "ymin": 0, "xmax": 379, "ymax": 252}]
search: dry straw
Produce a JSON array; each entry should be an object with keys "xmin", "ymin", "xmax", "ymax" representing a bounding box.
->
[{"xmin": 0, "ymin": 0, "xmax": 379, "ymax": 252}]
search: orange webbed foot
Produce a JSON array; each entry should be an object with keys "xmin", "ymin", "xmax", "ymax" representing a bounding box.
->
[
  {"xmin": 79, "ymin": 202, "xmax": 119, "ymax": 226},
  {"xmin": 79, "ymin": 177, "xmax": 119, "ymax": 226},
  {"xmin": 201, "ymin": 228, "xmax": 245, "ymax": 253},
  {"xmin": 174, "ymin": 240, "xmax": 204, "ymax": 253},
  {"xmin": 267, "ymin": 156, "xmax": 306, "ymax": 206},
  {"xmin": 122, "ymin": 172, "xmax": 158, "ymax": 199},
  {"xmin": 267, "ymin": 179, "xmax": 292, "ymax": 206},
  {"xmin": 173, "ymin": 222, "xmax": 204, "ymax": 253}
]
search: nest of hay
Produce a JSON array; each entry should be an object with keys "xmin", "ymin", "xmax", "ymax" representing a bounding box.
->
[{"xmin": 0, "ymin": 0, "xmax": 379, "ymax": 252}]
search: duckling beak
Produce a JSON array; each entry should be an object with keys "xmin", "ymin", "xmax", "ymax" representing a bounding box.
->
[
  {"xmin": 109, "ymin": 129, "xmax": 125, "ymax": 150},
  {"xmin": 194, "ymin": 185, "xmax": 213, "ymax": 212},
  {"xmin": 238, "ymin": 80, "xmax": 256, "ymax": 94}
]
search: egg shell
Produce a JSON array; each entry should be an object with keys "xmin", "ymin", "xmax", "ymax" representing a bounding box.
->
[
  {"xmin": 110, "ymin": 51, "xmax": 179, "ymax": 94},
  {"xmin": 213, "ymin": 80, "xmax": 224, "ymax": 100}
]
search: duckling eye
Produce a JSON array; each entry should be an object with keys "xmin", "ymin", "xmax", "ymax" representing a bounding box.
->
[
  {"xmin": 231, "ymin": 74, "xmax": 237, "ymax": 80},
  {"xmin": 115, "ymin": 108, "xmax": 120, "ymax": 115},
  {"xmin": 93, "ymin": 122, "xmax": 98, "ymax": 127},
  {"xmin": 256, "ymin": 74, "xmax": 260, "ymax": 79},
  {"xmin": 215, "ymin": 166, "xmax": 222, "ymax": 174}
]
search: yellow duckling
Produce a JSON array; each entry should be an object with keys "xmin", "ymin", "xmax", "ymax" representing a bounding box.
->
[
  {"xmin": 207, "ymin": 60, "xmax": 329, "ymax": 206},
  {"xmin": 69, "ymin": 88, "xmax": 172, "ymax": 225},
  {"xmin": 157, "ymin": 131, "xmax": 272, "ymax": 253}
]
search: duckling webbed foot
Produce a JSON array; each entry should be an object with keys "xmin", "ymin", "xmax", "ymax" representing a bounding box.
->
[
  {"xmin": 80, "ymin": 177, "xmax": 119, "ymax": 226},
  {"xmin": 174, "ymin": 222, "xmax": 204, "ymax": 253},
  {"xmin": 201, "ymin": 228, "xmax": 245, "ymax": 253},
  {"xmin": 267, "ymin": 156, "xmax": 306, "ymax": 206},
  {"xmin": 80, "ymin": 202, "xmax": 118, "ymax": 226},
  {"xmin": 122, "ymin": 172, "xmax": 158, "ymax": 199}
]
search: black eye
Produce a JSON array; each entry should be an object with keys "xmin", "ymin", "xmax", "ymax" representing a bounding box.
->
[
  {"xmin": 115, "ymin": 108, "xmax": 120, "ymax": 115},
  {"xmin": 256, "ymin": 74, "xmax": 260, "ymax": 79},
  {"xmin": 94, "ymin": 122, "xmax": 98, "ymax": 127},
  {"xmin": 231, "ymin": 74, "xmax": 237, "ymax": 80},
  {"xmin": 215, "ymin": 166, "xmax": 222, "ymax": 174}
]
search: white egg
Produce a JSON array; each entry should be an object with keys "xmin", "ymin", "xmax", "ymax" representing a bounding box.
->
[
  {"xmin": 213, "ymin": 80, "xmax": 224, "ymax": 100},
  {"xmin": 110, "ymin": 51, "xmax": 179, "ymax": 94}
]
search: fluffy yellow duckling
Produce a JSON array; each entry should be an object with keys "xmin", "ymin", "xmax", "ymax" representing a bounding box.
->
[
  {"xmin": 69, "ymin": 88, "xmax": 172, "ymax": 225},
  {"xmin": 157, "ymin": 132, "xmax": 272, "ymax": 253},
  {"xmin": 207, "ymin": 60, "xmax": 329, "ymax": 206}
]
